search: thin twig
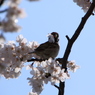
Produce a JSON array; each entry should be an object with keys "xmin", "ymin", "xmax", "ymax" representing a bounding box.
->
[
  {"xmin": 27, "ymin": 58, "xmax": 46, "ymax": 62},
  {"xmin": 0, "ymin": 8, "xmax": 8, "ymax": 13},
  {"xmin": 54, "ymin": 84, "xmax": 59, "ymax": 90},
  {"xmin": 65, "ymin": 35, "xmax": 70, "ymax": 41}
]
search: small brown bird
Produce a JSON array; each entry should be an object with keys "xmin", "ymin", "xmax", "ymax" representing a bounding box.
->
[{"xmin": 29, "ymin": 32, "xmax": 59, "ymax": 59}]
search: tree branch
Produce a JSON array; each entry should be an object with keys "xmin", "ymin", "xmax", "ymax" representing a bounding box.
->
[
  {"xmin": 0, "ymin": 8, "xmax": 8, "ymax": 13},
  {"xmin": 54, "ymin": 84, "xmax": 59, "ymax": 89},
  {"xmin": 65, "ymin": 35, "xmax": 70, "ymax": 41},
  {"xmin": 58, "ymin": 1, "xmax": 95, "ymax": 95},
  {"xmin": 0, "ymin": 0, "xmax": 5, "ymax": 7},
  {"xmin": 27, "ymin": 58, "xmax": 46, "ymax": 62}
]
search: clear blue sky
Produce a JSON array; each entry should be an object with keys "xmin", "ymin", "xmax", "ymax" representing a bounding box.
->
[{"xmin": 0, "ymin": 0, "xmax": 95, "ymax": 95}]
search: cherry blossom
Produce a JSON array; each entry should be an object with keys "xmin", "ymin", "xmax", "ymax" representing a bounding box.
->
[
  {"xmin": 0, "ymin": 0, "xmax": 26, "ymax": 32},
  {"xmin": 73, "ymin": 0, "xmax": 93, "ymax": 12},
  {"xmin": 67, "ymin": 60, "xmax": 80, "ymax": 72},
  {"xmin": 0, "ymin": 35, "xmax": 39, "ymax": 78}
]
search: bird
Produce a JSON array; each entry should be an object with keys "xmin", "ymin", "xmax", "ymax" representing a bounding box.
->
[{"xmin": 28, "ymin": 32, "xmax": 60, "ymax": 60}]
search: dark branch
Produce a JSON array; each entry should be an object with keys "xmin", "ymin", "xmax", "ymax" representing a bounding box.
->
[
  {"xmin": 62, "ymin": 1, "xmax": 95, "ymax": 69},
  {"xmin": 65, "ymin": 35, "xmax": 70, "ymax": 41},
  {"xmin": 58, "ymin": 1, "xmax": 95, "ymax": 95},
  {"xmin": 0, "ymin": 8, "xmax": 8, "ymax": 13},
  {"xmin": 54, "ymin": 84, "xmax": 59, "ymax": 90},
  {"xmin": 0, "ymin": 0, "xmax": 5, "ymax": 7},
  {"xmin": 27, "ymin": 58, "xmax": 46, "ymax": 62},
  {"xmin": 58, "ymin": 82, "xmax": 65, "ymax": 95}
]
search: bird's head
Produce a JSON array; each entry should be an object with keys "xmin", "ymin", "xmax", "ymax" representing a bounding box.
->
[{"xmin": 48, "ymin": 32, "xmax": 59, "ymax": 43}]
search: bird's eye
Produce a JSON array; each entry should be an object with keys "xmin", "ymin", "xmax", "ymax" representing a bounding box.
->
[{"xmin": 55, "ymin": 34, "xmax": 58, "ymax": 38}]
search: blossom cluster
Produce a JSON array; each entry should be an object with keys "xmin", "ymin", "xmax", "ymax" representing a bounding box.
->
[
  {"xmin": 73, "ymin": 0, "xmax": 94, "ymax": 12},
  {"xmin": 67, "ymin": 60, "xmax": 80, "ymax": 72},
  {"xmin": 0, "ymin": 0, "xmax": 26, "ymax": 32},
  {"xmin": 27, "ymin": 58, "xmax": 70, "ymax": 95},
  {"xmin": 27, "ymin": 59, "xmax": 80, "ymax": 95},
  {"xmin": 0, "ymin": 35, "xmax": 39, "ymax": 78}
]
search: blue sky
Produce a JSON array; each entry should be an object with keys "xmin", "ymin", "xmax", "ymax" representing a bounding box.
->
[{"xmin": 0, "ymin": 0, "xmax": 95, "ymax": 95}]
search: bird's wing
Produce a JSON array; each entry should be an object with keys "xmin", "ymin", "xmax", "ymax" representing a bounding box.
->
[
  {"xmin": 35, "ymin": 42, "xmax": 59, "ymax": 52},
  {"xmin": 35, "ymin": 42, "xmax": 50, "ymax": 51}
]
